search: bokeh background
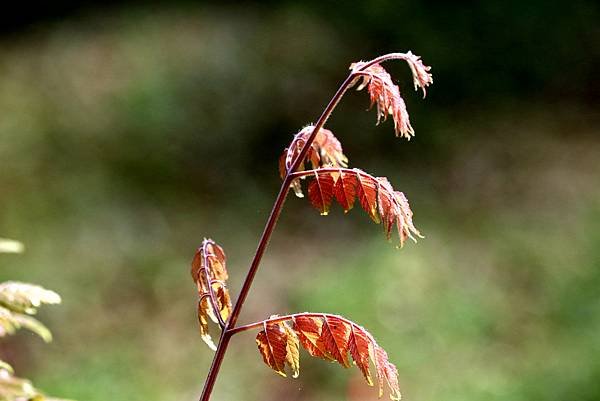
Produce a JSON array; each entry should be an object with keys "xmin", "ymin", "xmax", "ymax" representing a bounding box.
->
[{"xmin": 1, "ymin": 1, "xmax": 599, "ymax": 400}]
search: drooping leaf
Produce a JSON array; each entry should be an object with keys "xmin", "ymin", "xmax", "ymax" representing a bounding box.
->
[
  {"xmin": 254, "ymin": 313, "xmax": 402, "ymax": 400},
  {"xmin": 0, "ymin": 306, "xmax": 52, "ymax": 342},
  {"xmin": 282, "ymin": 322, "xmax": 300, "ymax": 378},
  {"xmin": 10, "ymin": 313, "xmax": 53, "ymax": 343},
  {"xmin": 307, "ymin": 171, "xmax": 335, "ymax": 215},
  {"xmin": 334, "ymin": 169, "xmax": 357, "ymax": 212},
  {"xmin": 214, "ymin": 285, "xmax": 232, "ymax": 322},
  {"xmin": 190, "ymin": 239, "xmax": 232, "ymax": 351},
  {"xmin": 317, "ymin": 315, "xmax": 351, "ymax": 367},
  {"xmin": 292, "ymin": 315, "xmax": 331, "ymax": 360},
  {"xmin": 355, "ymin": 170, "xmax": 381, "ymax": 224},
  {"xmin": 197, "ymin": 298, "xmax": 217, "ymax": 351},
  {"xmin": 373, "ymin": 345, "xmax": 401, "ymax": 400},
  {"xmin": 349, "ymin": 52, "xmax": 432, "ymax": 140},
  {"xmin": 296, "ymin": 168, "xmax": 421, "ymax": 247},
  {"xmin": 349, "ymin": 323, "xmax": 373, "ymax": 385},
  {"xmin": 256, "ymin": 321, "xmax": 288, "ymax": 376},
  {"xmin": 0, "ymin": 282, "xmax": 61, "ymax": 315},
  {"xmin": 351, "ymin": 63, "xmax": 412, "ymax": 139}
]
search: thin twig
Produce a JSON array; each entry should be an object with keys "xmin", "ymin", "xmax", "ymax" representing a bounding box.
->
[
  {"xmin": 201, "ymin": 240, "xmax": 226, "ymax": 328},
  {"xmin": 226, "ymin": 312, "xmax": 361, "ymax": 337}
]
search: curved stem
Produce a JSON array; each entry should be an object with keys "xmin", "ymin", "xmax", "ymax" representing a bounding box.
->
[
  {"xmin": 226, "ymin": 312, "xmax": 358, "ymax": 337},
  {"xmin": 290, "ymin": 167, "xmax": 370, "ymax": 180},
  {"xmin": 198, "ymin": 53, "xmax": 403, "ymax": 401},
  {"xmin": 355, "ymin": 52, "xmax": 415, "ymax": 71},
  {"xmin": 202, "ymin": 242, "xmax": 226, "ymax": 328},
  {"xmin": 198, "ymin": 72, "xmax": 359, "ymax": 401}
]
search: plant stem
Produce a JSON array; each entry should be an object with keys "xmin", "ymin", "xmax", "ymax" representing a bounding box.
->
[
  {"xmin": 201, "ymin": 240, "xmax": 226, "ymax": 328},
  {"xmin": 197, "ymin": 52, "xmax": 422, "ymax": 401},
  {"xmin": 227, "ymin": 312, "xmax": 361, "ymax": 337},
  {"xmin": 197, "ymin": 72, "xmax": 358, "ymax": 401}
]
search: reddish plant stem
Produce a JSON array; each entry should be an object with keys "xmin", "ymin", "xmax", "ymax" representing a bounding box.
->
[
  {"xmin": 227, "ymin": 312, "xmax": 361, "ymax": 337},
  {"xmin": 358, "ymin": 52, "xmax": 417, "ymax": 70},
  {"xmin": 201, "ymin": 240, "xmax": 226, "ymax": 328},
  {"xmin": 198, "ymin": 73, "xmax": 358, "ymax": 401},
  {"xmin": 290, "ymin": 167, "xmax": 371, "ymax": 180},
  {"xmin": 197, "ymin": 53, "xmax": 405, "ymax": 401}
]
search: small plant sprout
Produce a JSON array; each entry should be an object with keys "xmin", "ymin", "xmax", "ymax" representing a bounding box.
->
[{"xmin": 191, "ymin": 51, "xmax": 433, "ymax": 401}]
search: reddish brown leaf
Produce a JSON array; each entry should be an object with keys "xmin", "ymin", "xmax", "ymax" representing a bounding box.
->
[
  {"xmin": 190, "ymin": 239, "xmax": 233, "ymax": 350},
  {"xmin": 308, "ymin": 172, "xmax": 334, "ymax": 215},
  {"xmin": 352, "ymin": 63, "xmax": 413, "ymax": 139},
  {"xmin": 349, "ymin": 52, "xmax": 432, "ymax": 139},
  {"xmin": 349, "ymin": 324, "xmax": 373, "ymax": 385},
  {"xmin": 256, "ymin": 322, "xmax": 288, "ymax": 376},
  {"xmin": 295, "ymin": 168, "xmax": 421, "ymax": 247},
  {"xmin": 373, "ymin": 345, "xmax": 401, "ymax": 400},
  {"xmin": 284, "ymin": 126, "xmax": 348, "ymax": 172},
  {"xmin": 402, "ymin": 51, "xmax": 433, "ymax": 97},
  {"xmin": 317, "ymin": 315, "xmax": 351, "ymax": 367},
  {"xmin": 334, "ymin": 170, "xmax": 357, "ymax": 212},
  {"xmin": 376, "ymin": 178, "xmax": 396, "ymax": 239},
  {"xmin": 292, "ymin": 315, "xmax": 331, "ymax": 361},
  {"xmin": 280, "ymin": 126, "xmax": 348, "ymax": 197},
  {"xmin": 355, "ymin": 170, "xmax": 381, "ymax": 224},
  {"xmin": 255, "ymin": 313, "xmax": 401, "ymax": 400},
  {"xmin": 197, "ymin": 298, "xmax": 216, "ymax": 351},
  {"xmin": 214, "ymin": 284, "xmax": 232, "ymax": 322}
]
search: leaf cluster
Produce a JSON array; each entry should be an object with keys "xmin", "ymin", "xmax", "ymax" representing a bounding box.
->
[
  {"xmin": 190, "ymin": 239, "xmax": 233, "ymax": 350},
  {"xmin": 193, "ymin": 51, "xmax": 433, "ymax": 401},
  {"xmin": 0, "ymin": 239, "xmax": 70, "ymax": 401},
  {"xmin": 256, "ymin": 314, "xmax": 401, "ymax": 400}
]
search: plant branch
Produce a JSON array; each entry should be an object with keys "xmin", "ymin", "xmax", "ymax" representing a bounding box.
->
[
  {"xmin": 290, "ymin": 167, "xmax": 372, "ymax": 180},
  {"xmin": 226, "ymin": 312, "xmax": 359, "ymax": 337},
  {"xmin": 355, "ymin": 52, "xmax": 417, "ymax": 71},
  {"xmin": 198, "ymin": 53, "xmax": 406, "ymax": 401}
]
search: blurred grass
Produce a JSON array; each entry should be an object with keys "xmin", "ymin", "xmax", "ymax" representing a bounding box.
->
[{"xmin": 1, "ymin": 4, "xmax": 599, "ymax": 401}]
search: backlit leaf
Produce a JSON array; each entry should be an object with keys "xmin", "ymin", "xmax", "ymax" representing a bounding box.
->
[
  {"xmin": 296, "ymin": 168, "xmax": 421, "ymax": 247},
  {"xmin": 317, "ymin": 315, "xmax": 351, "ymax": 367},
  {"xmin": 334, "ymin": 169, "xmax": 357, "ymax": 212},
  {"xmin": 283, "ymin": 322, "xmax": 300, "ymax": 378},
  {"xmin": 190, "ymin": 239, "xmax": 232, "ymax": 351},
  {"xmin": 256, "ymin": 321, "xmax": 288, "ymax": 376},
  {"xmin": 255, "ymin": 313, "xmax": 401, "ymax": 400},
  {"xmin": 307, "ymin": 171, "xmax": 334, "ymax": 215},
  {"xmin": 350, "ymin": 52, "xmax": 432, "ymax": 139},
  {"xmin": 280, "ymin": 126, "xmax": 348, "ymax": 197},
  {"xmin": 349, "ymin": 324, "xmax": 373, "ymax": 385}
]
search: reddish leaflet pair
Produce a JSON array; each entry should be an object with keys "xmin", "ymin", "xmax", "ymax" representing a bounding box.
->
[{"xmin": 191, "ymin": 52, "xmax": 433, "ymax": 401}]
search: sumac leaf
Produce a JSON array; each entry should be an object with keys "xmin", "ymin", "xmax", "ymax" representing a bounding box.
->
[
  {"xmin": 296, "ymin": 168, "xmax": 421, "ymax": 247},
  {"xmin": 350, "ymin": 52, "xmax": 432, "ymax": 139},
  {"xmin": 255, "ymin": 313, "xmax": 402, "ymax": 400},
  {"xmin": 256, "ymin": 322, "xmax": 288, "ymax": 376},
  {"xmin": 349, "ymin": 324, "xmax": 373, "ymax": 385},
  {"xmin": 190, "ymin": 239, "xmax": 233, "ymax": 351},
  {"xmin": 334, "ymin": 170, "xmax": 357, "ymax": 212},
  {"xmin": 308, "ymin": 172, "xmax": 334, "ymax": 215},
  {"xmin": 280, "ymin": 126, "xmax": 348, "ymax": 198},
  {"xmin": 318, "ymin": 315, "xmax": 351, "ymax": 367}
]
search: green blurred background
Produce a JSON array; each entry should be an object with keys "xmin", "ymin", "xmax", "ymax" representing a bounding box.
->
[{"xmin": 1, "ymin": 1, "xmax": 599, "ymax": 400}]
